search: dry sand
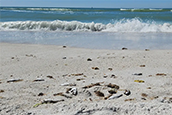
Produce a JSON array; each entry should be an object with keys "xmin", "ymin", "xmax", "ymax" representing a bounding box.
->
[{"xmin": 0, "ymin": 43, "xmax": 172, "ymax": 115}]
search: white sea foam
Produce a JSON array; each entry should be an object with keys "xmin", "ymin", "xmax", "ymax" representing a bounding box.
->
[
  {"xmin": 0, "ymin": 19, "xmax": 172, "ymax": 32},
  {"xmin": 149, "ymin": 8, "xmax": 162, "ymax": 11}
]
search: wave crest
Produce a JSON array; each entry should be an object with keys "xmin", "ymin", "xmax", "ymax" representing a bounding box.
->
[
  {"xmin": 0, "ymin": 20, "xmax": 106, "ymax": 31},
  {"xmin": 1, "ymin": 19, "xmax": 172, "ymax": 32}
]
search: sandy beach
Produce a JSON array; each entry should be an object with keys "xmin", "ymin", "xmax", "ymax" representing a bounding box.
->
[{"xmin": 0, "ymin": 43, "xmax": 172, "ymax": 115}]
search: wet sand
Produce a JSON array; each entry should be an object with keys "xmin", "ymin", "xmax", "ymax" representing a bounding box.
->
[{"xmin": 0, "ymin": 43, "xmax": 172, "ymax": 115}]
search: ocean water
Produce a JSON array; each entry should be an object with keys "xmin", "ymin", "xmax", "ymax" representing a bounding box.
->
[{"xmin": 0, "ymin": 7, "xmax": 172, "ymax": 49}]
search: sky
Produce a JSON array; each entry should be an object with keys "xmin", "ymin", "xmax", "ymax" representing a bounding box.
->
[{"xmin": 0, "ymin": 0, "xmax": 172, "ymax": 8}]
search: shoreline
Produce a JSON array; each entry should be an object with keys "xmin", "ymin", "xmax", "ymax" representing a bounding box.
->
[{"xmin": 0, "ymin": 43, "xmax": 172, "ymax": 114}]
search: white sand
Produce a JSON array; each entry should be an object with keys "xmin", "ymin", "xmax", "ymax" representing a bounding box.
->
[{"xmin": 0, "ymin": 43, "xmax": 172, "ymax": 115}]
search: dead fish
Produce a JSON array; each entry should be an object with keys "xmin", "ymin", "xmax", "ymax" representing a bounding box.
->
[
  {"xmin": 133, "ymin": 73, "xmax": 143, "ymax": 76},
  {"xmin": 71, "ymin": 73, "xmax": 84, "ymax": 76},
  {"xmin": 61, "ymin": 83, "xmax": 76, "ymax": 86},
  {"xmin": 38, "ymin": 92, "xmax": 44, "ymax": 96},
  {"xmin": 63, "ymin": 57, "xmax": 67, "ymax": 59},
  {"xmin": 33, "ymin": 99, "xmax": 65, "ymax": 108},
  {"xmin": 108, "ymin": 68, "xmax": 113, "ymax": 71},
  {"xmin": 108, "ymin": 94, "xmax": 123, "ymax": 100},
  {"xmin": 111, "ymin": 74, "xmax": 117, "ymax": 78},
  {"xmin": 7, "ymin": 79, "xmax": 23, "ymax": 83},
  {"xmin": 141, "ymin": 93, "xmax": 148, "ymax": 97},
  {"xmin": 94, "ymin": 91, "xmax": 104, "ymax": 97},
  {"xmin": 82, "ymin": 82, "xmax": 101, "ymax": 89},
  {"xmin": 46, "ymin": 75, "xmax": 54, "ymax": 79},
  {"xmin": 83, "ymin": 90, "xmax": 92, "ymax": 97},
  {"xmin": 122, "ymin": 47, "xmax": 128, "ymax": 50},
  {"xmin": 134, "ymin": 80, "xmax": 144, "ymax": 83},
  {"xmin": 66, "ymin": 88, "xmax": 72, "ymax": 93},
  {"xmin": 125, "ymin": 98, "xmax": 135, "ymax": 102},
  {"xmin": 92, "ymin": 67, "xmax": 99, "ymax": 70},
  {"xmin": 124, "ymin": 90, "xmax": 131, "ymax": 96},
  {"xmin": 104, "ymin": 94, "xmax": 113, "ymax": 100},
  {"xmin": 68, "ymin": 88, "xmax": 77, "ymax": 96},
  {"xmin": 108, "ymin": 90, "xmax": 117, "ymax": 94},
  {"xmin": 156, "ymin": 73, "xmax": 166, "ymax": 76},
  {"xmin": 33, "ymin": 78, "xmax": 45, "ymax": 82},
  {"xmin": 140, "ymin": 65, "xmax": 146, "ymax": 67},
  {"xmin": 87, "ymin": 58, "xmax": 92, "ymax": 61},
  {"xmin": 0, "ymin": 90, "xmax": 4, "ymax": 93},
  {"xmin": 42, "ymin": 99, "xmax": 64, "ymax": 104},
  {"xmin": 53, "ymin": 92, "xmax": 72, "ymax": 98},
  {"xmin": 106, "ymin": 83, "xmax": 120, "ymax": 90},
  {"xmin": 76, "ymin": 78, "xmax": 84, "ymax": 81}
]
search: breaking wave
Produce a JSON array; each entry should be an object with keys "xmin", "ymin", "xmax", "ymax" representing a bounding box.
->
[
  {"xmin": 120, "ymin": 8, "xmax": 170, "ymax": 12},
  {"xmin": 0, "ymin": 18, "xmax": 172, "ymax": 32}
]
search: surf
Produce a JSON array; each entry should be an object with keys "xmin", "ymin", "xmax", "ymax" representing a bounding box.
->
[{"xmin": 1, "ymin": 18, "xmax": 172, "ymax": 33}]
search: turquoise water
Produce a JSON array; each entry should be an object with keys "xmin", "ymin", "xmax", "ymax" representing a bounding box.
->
[{"xmin": 0, "ymin": 7, "xmax": 172, "ymax": 49}]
